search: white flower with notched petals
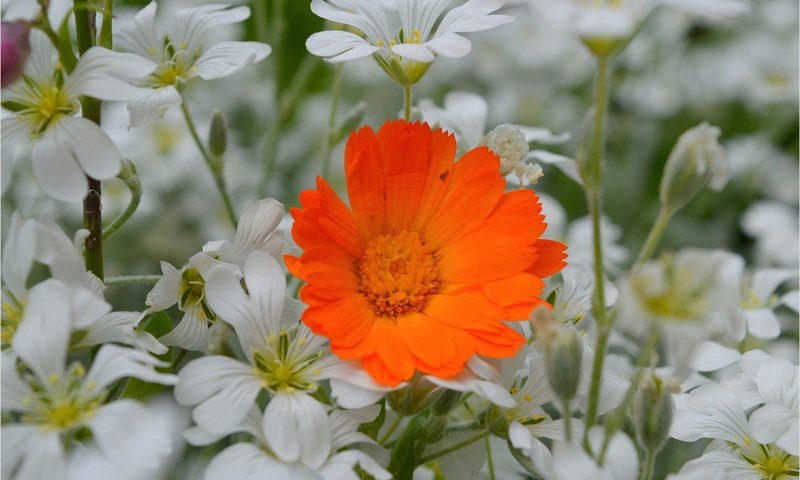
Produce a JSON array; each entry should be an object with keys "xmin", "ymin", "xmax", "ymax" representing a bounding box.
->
[
  {"xmin": 307, "ymin": 0, "xmax": 512, "ymax": 84},
  {"xmin": 115, "ymin": 1, "xmax": 271, "ymax": 127},
  {"xmin": 717, "ymin": 254, "xmax": 798, "ymax": 341},
  {"xmin": 175, "ymin": 252, "xmax": 344, "ymax": 467},
  {"xmin": 186, "ymin": 404, "xmax": 391, "ymax": 480},
  {"xmin": 1, "ymin": 282, "xmax": 178, "ymax": 480},
  {"xmin": 670, "ymin": 382, "xmax": 799, "ymax": 480},
  {"xmin": 146, "ymin": 198, "xmax": 287, "ymax": 352},
  {"xmin": 527, "ymin": 0, "xmax": 748, "ymax": 56},
  {"xmin": 1, "ymin": 31, "xmax": 155, "ymax": 201}
]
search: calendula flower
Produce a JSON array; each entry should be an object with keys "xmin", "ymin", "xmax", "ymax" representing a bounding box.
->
[
  {"xmin": 115, "ymin": 1, "xmax": 271, "ymax": 127},
  {"xmin": 306, "ymin": 0, "xmax": 513, "ymax": 85},
  {"xmin": 287, "ymin": 120, "xmax": 566, "ymax": 387}
]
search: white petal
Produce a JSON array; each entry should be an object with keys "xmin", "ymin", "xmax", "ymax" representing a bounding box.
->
[
  {"xmin": 781, "ymin": 290, "xmax": 799, "ymax": 312},
  {"xmin": 749, "ymin": 404, "xmax": 797, "ymax": 455},
  {"xmin": 244, "ymin": 252, "xmax": 286, "ymax": 332},
  {"xmin": 57, "ymin": 117, "xmax": 122, "ymax": 180},
  {"xmin": 221, "ymin": 198, "xmax": 285, "ymax": 268},
  {"xmin": 306, "ymin": 31, "xmax": 379, "ymax": 62},
  {"xmin": 194, "ymin": 41, "xmax": 271, "ymax": 80},
  {"xmin": 659, "ymin": 0, "xmax": 750, "ymax": 22},
  {"xmin": 530, "ymin": 150, "xmax": 583, "ymax": 185},
  {"xmin": 391, "ymin": 43, "xmax": 435, "ymax": 63},
  {"xmin": 145, "ymin": 262, "xmax": 181, "ymax": 312},
  {"xmin": 87, "ymin": 400, "xmax": 172, "ymax": 469},
  {"xmin": 755, "ymin": 355, "xmax": 797, "ymax": 405},
  {"xmin": 530, "ymin": 418, "xmax": 585, "ymax": 443},
  {"xmin": 1, "ymin": 212, "xmax": 36, "ymax": 300},
  {"xmin": 553, "ymin": 440, "xmax": 603, "ymax": 479},
  {"xmin": 515, "ymin": 432, "xmax": 555, "ymax": 479},
  {"xmin": 159, "ymin": 306, "xmax": 211, "ymax": 352},
  {"xmin": 13, "ymin": 280, "xmax": 70, "ymax": 382},
  {"xmin": 322, "ymin": 450, "xmax": 392, "ymax": 480},
  {"xmin": 86, "ymin": 344, "xmax": 177, "ymax": 390},
  {"xmin": 2, "ymin": 427, "xmax": 66, "ymax": 480},
  {"xmin": 752, "ymin": 268, "xmax": 797, "ymax": 303},
  {"xmin": 31, "ymin": 131, "xmax": 88, "ymax": 202},
  {"xmin": 670, "ymin": 450, "xmax": 758, "ymax": 480},
  {"xmin": 115, "ymin": 1, "xmax": 161, "ymax": 60},
  {"xmin": 126, "ymin": 87, "xmax": 183, "ymax": 128},
  {"xmin": 519, "ymin": 126, "xmax": 571, "ymax": 145},
  {"xmin": 263, "ymin": 392, "xmax": 331, "ymax": 468},
  {"xmin": 739, "ymin": 349, "xmax": 769, "ymax": 382},
  {"xmin": 688, "ymin": 341, "xmax": 741, "ymax": 372},
  {"xmin": 424, "ymin": 33, "xmax": 471, "ymax": 58},
  {"xmin": 744, "ymin": 309, "xmax": 781, "ymax": 339},
  {"xmin": 205, "ymin": 443, "xmax": 299, "ymax": 480},
  {"xmin": 1, "ymin": 351, "xmax": 35, "ymax": 412},
  {"xmin": 435, "ymin": 0, "xmax": 514, "ymax": 34},
  {"xmin": 172, "ymin": 5, "xmax": 251, "ymax": 50},
  {"xmin": 175, "ymin": 356, "xmax": 260, "ymax": 434},
  {"xmin": 66, "ymin": 47, "xmax": 156, "ymax": 100}
]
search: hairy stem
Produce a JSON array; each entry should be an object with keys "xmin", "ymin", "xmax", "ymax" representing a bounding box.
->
[
  {"xmin": 403, "ymin": 84, "xmax": 413, "ymax": 121},
  {"xmin": 635, "ymin": 206, "xmax": 674, "ymax": 266}
]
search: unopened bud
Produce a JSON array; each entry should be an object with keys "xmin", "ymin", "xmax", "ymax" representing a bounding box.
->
[
  {"xmin": 531, "ymin": 306, "xmax": 584, "ymax": 401},
  {"xmin": 659, "ymin": 123, "xmax": 728, "ymax": 212},
  {"xmin": 431, "ymin": 389, "xmax": 461, "ymax": 416},
  {"xmin": 208, "ymin": 109, "xmax": 228, "ymax": 157},
  {"xmin": 633, "ymin": 372, "xmax": 677, "ymax": 452},
  {"xmin": 421, "ymin": 414, "xmax": 447, "ymax": 444},
  {"xmin": 1, "ymin": 21, "xmax": 31, "ymax": 88}
]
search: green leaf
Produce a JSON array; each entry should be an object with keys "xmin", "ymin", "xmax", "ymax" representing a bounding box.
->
[
  {"xmin": 388, "ymin": 414, "xmax": 426, "ymax": 480},
  {"xmin": 99, "ymin": 0, "xmax": 113, "ymax": 49}
]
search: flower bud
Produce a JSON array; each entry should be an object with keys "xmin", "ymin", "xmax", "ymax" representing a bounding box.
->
[
  {"xmin": 421, "ymin": 414, "xmax": 447, "ymax": 444},
  {"xmin": 1, "ymin": 21, "xmax": 31, "ymax": 88},
  {"xmin": 530, "ymin": 306, "xmax": 584, "ymax": 402},
  {"xmin": 431, "ymin": 389, "xmax": 461, "ymax": 416},
  {"xmin": 208, "ymin": 109, "xmax": 228, "ymax": 158},
  {"xmin": 659, "ymin": 123, "xmax": 728, "ymax": 212},
  {"xmin": 633, "ymin": 372, "xmax": 677, "ymax": 452}
]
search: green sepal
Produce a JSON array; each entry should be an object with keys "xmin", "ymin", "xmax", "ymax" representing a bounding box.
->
[
  {"xmin": 388, "ymin": 413, "xmax": 426, "ymax": 480},
  {"xmin": 358, "ymin": 399, "xmax": 386, "ymax": 441}
]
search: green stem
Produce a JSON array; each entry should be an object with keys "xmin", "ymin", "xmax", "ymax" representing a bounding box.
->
[
  {"xmin": 485, "ymin": 436, "xmax": 496, "ymax": 480},
  {"xmin": 104, "ymin": 275, "xmax": 162, "ymax": 286},
  {"xmin": 379, "ymin": 413, "xmax": 404, "ymax": 445},
  {"xmin": 582, "ymin": 54, "xmax": 612, "ymax": 440},
  {"xmin": 253, "ymin": 0, "xmax": 269, "ymax": 45},
  {"xmin": 417, "ymin": 430, "xmax": 489, "ymax": 464},
  {"xmin": 635, "ymin": 206, "xmax": 673, "ymax": 266},
  {"xmin": 563, "ymin": 398, "xmax": 573, "ymax": 443},
  {"xmin": 74, "ymin": 0, "xmax": 105, "ymax": 280},
  {"xmin": 321, "ymin": 64, "xmax": 343, "ymax": 178},
  {"xmin": 403, "ymin": 84, "xmax": 413, "ymax": 121},
  {"xmin": 180, "ymin": 99, "xmax": 238, "ymax": 228},
  {"xmin": 641, "ymin": 447, "xmax": 656, "ymax": 480},
  {"xmin": 103, "ymin": 164, "xmax": 141, "ymax": 241}
]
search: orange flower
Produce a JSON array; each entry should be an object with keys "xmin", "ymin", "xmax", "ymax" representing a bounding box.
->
[{"xmin": 286, "ymin": 121, "xmax": 566, "ymax": 386}]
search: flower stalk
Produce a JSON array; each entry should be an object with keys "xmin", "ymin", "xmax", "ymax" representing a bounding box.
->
[
  {"xmin": 582, "ymin": 54, "xmax": 611, "ymax": 438},
  {"xmin": 103, "ymin": 159, "xmax": 142, "ymax": 241},
  {"xmin": 180, "ymin": 98, "xmax": 238, "ymax": 228},
  {"xmin": 403, "ymin": 84, "xmax": 413, "ymax": 121}
]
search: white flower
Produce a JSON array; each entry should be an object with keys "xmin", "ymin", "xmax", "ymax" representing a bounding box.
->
[
  {"xmin": 739, "ymin": 350, "xmax": 799, "ymax": 456},
  {"xmin": 146, "ymin": 198, "xmax": 287, "ymax": 352},
  {"xmin": 717, "ymin": 254, "xmax": 798, "ymax": 341},
  {"xmin": 115, "ymin": 1, "xmax": 271, "ymax": 127},
  {"xmin": 187, "ymin": 404, "xmax": 391, "ymax": 480},
  {"xmin": 1, "ymin": 31, "xmax": 155, "ymax": 201},
  {"xmin": 670, "ymin": 382, "xmax": 799, "ymax": 480},
  {"xmin": 552, "ymin": 427, "xmax": 638, "ymax": 480},
  {"xmin": 306, "ymin": 0, "xmax": 513, "ymax": 84},
  {"xmin": 175, "ymin": 252, "xmax": 344, "ymax": 466},
  {"xmin": 527, "ymin": 0, "xmax": 748, "ymax": 55},
  {"xmin": 1, "ymin": 282, "xmax": 178, "ymax": 480}
]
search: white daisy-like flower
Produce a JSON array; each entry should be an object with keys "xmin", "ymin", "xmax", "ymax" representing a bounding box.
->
[
  {"xmin": 146, "ymin": 198, "xmax": 288, "ymax": 352},
  {"xmin": 115, "ymin": 1, "xmax": 271, "ymax": 127},
  {"xmin": 670, "ymin": 382, "xmax": 799, "ymax": 480},
  {"xmin": 527, "ymin": 0, "xmax": 749, "ymax": 56},
  {"xmin": 717, "ymin": 254, "xmax": 798, "ymax": 341},
  {"xmin": 1, "ymin": 31, "xmax": 155, "ymax": 201},
  {"xmin": 175, "ymin": 251, "xmax": 344, "ymax": 466},
  {"xmin": 186, "ymin": 404, "xmax": 391, "ymax": 480},
  {"xmin": 306, "ymin": 0, "xmax": 513, "ymax": 84},
  {"xmin": 1, "ymin": 281, "xmax": 178, "ymax": 480}
]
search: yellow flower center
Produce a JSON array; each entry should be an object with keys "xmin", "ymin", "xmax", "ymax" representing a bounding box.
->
[
  {"xmin": 1, "ymin": 298, "xmax": 26, "ymax": 348},
  {"xmin": 19, "ymin": 84, "xmax": 78, "ymax": 136},
  {"xmin": 252, "ymin": 329, "xmax": 323, "ymax": 394},
  {"xmin": 358, "ymin": 230, "xmax": 441, "ymax": 318}
]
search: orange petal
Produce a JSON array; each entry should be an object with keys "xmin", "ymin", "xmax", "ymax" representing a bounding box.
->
[
  {"xmin": 361, "ymin": 354, "xmax": 405, "ymax": 387},
  {"xmin": 303, "ymin": 295, "xmax": 374, "ymax": 349},
  {"xmin": 423, "ymin": 146, "xmax": 505, "ymax": 250},
  {"xmin": 526, "ymin": 239, "xmax": 568, "ymax": 279},
  {"xmin": 481, "ymin": 272, "xmax": 546, "ymax": 320},
  {"xmin": 345, "ymin": 126, "xmax": 387, "ymax": 238},
  {"xmin": 372, "ymin": 319, "xmax": 417, "ymax": 382}
]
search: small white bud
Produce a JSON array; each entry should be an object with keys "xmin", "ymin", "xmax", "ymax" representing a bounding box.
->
[{"xmin": 660, "ymin": 123, "xmax": 729, "ymax": 211}]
